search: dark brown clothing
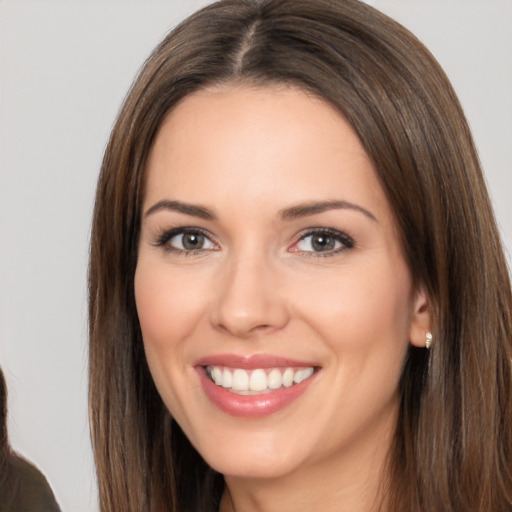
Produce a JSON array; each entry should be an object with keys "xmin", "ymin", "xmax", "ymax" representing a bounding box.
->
[{"xmin": 0, "ymin": 454, "xmax": 61, "ymax": 512}]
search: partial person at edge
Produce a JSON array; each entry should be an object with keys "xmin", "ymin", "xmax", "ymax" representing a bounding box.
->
[{"xmin": 0, "ymin": 367, "xmax": 61, "ymax": 512}]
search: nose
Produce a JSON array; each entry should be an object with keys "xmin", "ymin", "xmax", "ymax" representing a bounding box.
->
[{"xmin": 209, "ymin": 253, "xmax": 290, "ymax": 338}]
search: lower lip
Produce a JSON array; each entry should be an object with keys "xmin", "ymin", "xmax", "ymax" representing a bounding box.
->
[{"xmin": 197, "ymin": 367, "xmax": 317, "ymax": 418}]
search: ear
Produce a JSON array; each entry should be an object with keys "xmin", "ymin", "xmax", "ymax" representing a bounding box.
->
[{"xmin": 408, "ymin": 287, "xmax": 432, "ymax": 348}]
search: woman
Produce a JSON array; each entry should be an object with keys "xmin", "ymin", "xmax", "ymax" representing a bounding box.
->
[
  {"xmin": 0, "ymin": 368, "xmax": 62, "ymax": 511},
  {"xmin": 88, "ymin": 0, "xmax": 512, "ymax": 511}
]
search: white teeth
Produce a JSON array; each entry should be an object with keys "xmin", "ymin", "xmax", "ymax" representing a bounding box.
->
[
  {"xmin": 221, "ymin": 368, "xmax": 232, "ymax": 388},
  {"xmin": 293, "ymin": 369, "xmax": 306, "ymax": 384},
  {"xmin": 207, "ymin": 365, "xmax": 315, "ymax": 393},
  {"xmin": 267, "ymin": 368, "xmax": 283, "ymax": 389},
  {"xmin": 282, "ymin": 368, "xmax": 294, "ymax": 387},
  {"xmin": 249, "ymin": 369, "xmax": 267, "ymax": 391},
  {"xmin": 232, "ymin": 369, "xmax": 249, "ymax": 391},
  {"xmin": 212, "ymin": 366, "xmax": 223, "ymax": 385},
  {"xmin": 294, "ymin": 367, "xmax": 314, "ymax": 384}
]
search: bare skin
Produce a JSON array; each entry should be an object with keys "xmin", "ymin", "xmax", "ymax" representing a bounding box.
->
[{"xmin": 135, "ymin": 85, "xmax": 431, "ymax": 512}]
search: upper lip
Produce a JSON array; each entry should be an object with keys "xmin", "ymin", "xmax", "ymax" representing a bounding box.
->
[{"xmin": 194, "ymin": 353, "xmax": 319, "ymax": 369}]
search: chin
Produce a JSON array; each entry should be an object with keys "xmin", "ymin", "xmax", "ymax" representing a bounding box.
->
[
  {"xmin": 195, "ymin": 432, "xmax": 308, "ymax": 480},
  {"xmin": 208, "ymin": 455, "xmax": 299, "ymax": 480}
]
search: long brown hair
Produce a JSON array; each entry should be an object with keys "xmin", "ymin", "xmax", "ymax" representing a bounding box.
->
[
  {"xmin": 0, "ymin": 368, "xmax": 9, "ymax": 487},
  {"xmin": 0, "ymin": 367, "xmax": 15, "ymax": 503},
  {"xmin": 88, "ymin": 1, "xmax": 512, "ymax": 510}
]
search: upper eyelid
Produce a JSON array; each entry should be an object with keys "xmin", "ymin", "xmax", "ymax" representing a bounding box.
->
[
  {"xmin": 290, "ymin": 227, "xmax": 355, "ymax": 253},
  {"xmin": 295, "ymin": 227, "xmax": 354, "ymax": 242},
  {"xmin": 153, "ymin": 226, "xmax": 217, "ymax": 247},
  {"xmin": 151, "ymin": 226, "xmax": 354, "ymax": 250}
]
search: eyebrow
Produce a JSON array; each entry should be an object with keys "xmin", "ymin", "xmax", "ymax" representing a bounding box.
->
[
  {"xmin": 279, "ymin": 200, "xmax": 377, "ymax": 222},
  {"xmin": 144, "ymin": 199, "xmax": 377, "ymax": 222},
  {"xmin": 144, "ymin": 200, "xmax": 216, "ymax": 220}
]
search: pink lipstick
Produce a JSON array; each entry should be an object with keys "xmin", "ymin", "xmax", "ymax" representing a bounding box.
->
[{"xmin": 194, "ymin": 354, "xmax": 319, "ymax": 418}]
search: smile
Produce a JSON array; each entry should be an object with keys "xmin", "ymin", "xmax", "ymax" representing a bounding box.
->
[
  {"xmin": 205, "ymin": 366, "xmax": 315, "ymax": 394},
  {"xmin": 195, "ymin": 356, "xmax": 320, "ymax": 417}
]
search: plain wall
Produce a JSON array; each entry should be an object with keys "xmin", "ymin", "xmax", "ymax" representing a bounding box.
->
[{"xmin": 0, "ymin": 1, "xmax": 510, "ymax": 510}]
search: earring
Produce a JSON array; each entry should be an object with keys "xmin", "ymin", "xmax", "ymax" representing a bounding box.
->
[{"xmin": 425, "ymin": 332, "xmax": 432, "ymax": 349}]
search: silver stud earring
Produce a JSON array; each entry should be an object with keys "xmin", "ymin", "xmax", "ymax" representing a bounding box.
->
[{"xmin": 425, "ymin": 332, "xmax": 432, "ymax": 349}]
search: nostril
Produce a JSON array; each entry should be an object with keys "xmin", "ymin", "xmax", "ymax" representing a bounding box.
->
[
  {"xmin": 211, "ymin": 300, "xmax": 288, "ymax": 337},
  {"xmin": 215, "ymin": 320, "xmax": 274, "ymax": 338},
  {"xmin": 209, "ymin": 264, "xmax": 291, "ymax": 337}
]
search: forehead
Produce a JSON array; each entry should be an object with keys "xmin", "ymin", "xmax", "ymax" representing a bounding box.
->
[
  {"xmin": 145, "ymin": 84, "xmax": 381, "ymax": 201},
  {"xmin": 142, "ymin": 84, "xmax": 405, "ymax": 261},
  {"xmin": 156, "ymin": 84, "xmax": 364, "ymax": 151}
]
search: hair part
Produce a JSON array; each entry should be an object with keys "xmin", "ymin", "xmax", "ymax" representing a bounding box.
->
[{"xmin": 89, "ymin": 1, "xmax": 512, "ymax": 510}]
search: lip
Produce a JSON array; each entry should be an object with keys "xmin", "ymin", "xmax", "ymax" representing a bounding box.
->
[
  {"xmin": 194, "ymin": 353, "xmax": 318, "ymax": 369},
  {"xmin": 194, "ymin": 354, "xmax": 320, "ymax": 418}
]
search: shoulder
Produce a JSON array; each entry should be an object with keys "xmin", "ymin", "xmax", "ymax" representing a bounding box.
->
[{"xmin": 1, "ymin": 454, "xmax": 61, "ymax": 512}]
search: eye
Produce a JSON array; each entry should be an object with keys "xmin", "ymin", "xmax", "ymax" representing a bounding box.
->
[
  {"xmin": 170, "ymin": 231, "xmax": 215, "ymax": 251},
  {"xmin": 292, "ymin": 228, "xmax": 354, "ymax": 255},
  {"xmin": 155, "ymin": 228, "xmax": 217, "ymax": 253}
]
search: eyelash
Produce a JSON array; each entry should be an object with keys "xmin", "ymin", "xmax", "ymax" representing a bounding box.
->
[
  {"xmin": 293, "ymin": 228, "xmax": 355, "ymax": 257},
  {"xmin": 152, "ymin": 227, "xmax": 355, "ymax": 257},
  {"xmin": 153, "ymin": 227, "xmax": 217, "ymax": 256}
]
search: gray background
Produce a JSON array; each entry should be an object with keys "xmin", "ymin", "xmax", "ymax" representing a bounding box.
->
[{"xmin": 0, "ymin": 1, "xmax": 510, "ymax": 510}]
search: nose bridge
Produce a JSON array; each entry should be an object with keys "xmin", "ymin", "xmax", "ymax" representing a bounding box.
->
[{"xmin": 211, "ymin": 244, "xmax": 289, "ymax": 337}]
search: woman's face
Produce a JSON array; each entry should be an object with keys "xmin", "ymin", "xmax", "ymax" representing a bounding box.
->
[{"xmin": 135, "ymin": 85, "xmax": 429, "ymax": 480}]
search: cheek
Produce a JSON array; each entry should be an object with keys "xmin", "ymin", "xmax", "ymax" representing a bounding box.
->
[
  {"xmin": 304, "ymin": 262, "xmax": 413, "ymax": 413},
  {"xmin": 134, "ymin": 262, "xmax": 208, "ymax": 349},
  {"xmin": 134, "ymin": 261, "xmax": 207, "ymax": 427},
  {"xmin": 296, "ymin": 264, "xmax": 412, "ymax": 343}
]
